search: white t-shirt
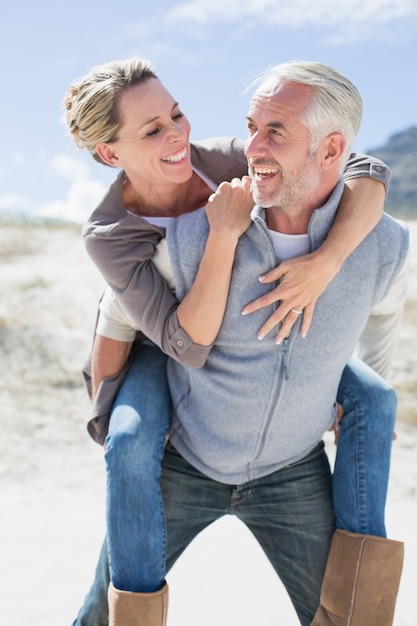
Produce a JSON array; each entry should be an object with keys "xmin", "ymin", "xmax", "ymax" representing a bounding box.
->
[{"xmin": 268, "ymin": 230, "xmax": 309, "ymax": 262}]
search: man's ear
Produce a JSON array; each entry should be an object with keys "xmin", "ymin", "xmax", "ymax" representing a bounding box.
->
[
  {"xmin": 96, "ymin": 142, "xmax": 119, "ymax": 167},
  {"xmin": 321, "ymin": 133, "xmax": 346, "ymax": 169}
]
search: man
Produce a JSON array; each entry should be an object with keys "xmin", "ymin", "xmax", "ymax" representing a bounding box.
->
[{"xmin": 73, "ymin": 62, "xmax": 408, "ymax": 626}]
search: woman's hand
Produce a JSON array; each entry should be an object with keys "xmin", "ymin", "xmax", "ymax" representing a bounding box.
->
[
  {"xmin": 242, "ymin": 248, "xmax": 341, "ymax": 344},
  {"xmin": 206, "ymin": 176, "xmax": 253, "ymax": 241}
]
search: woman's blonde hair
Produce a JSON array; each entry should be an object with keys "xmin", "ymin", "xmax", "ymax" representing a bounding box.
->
[{"xmin": 62, "ymin": 57, "xmax": 157, "ymax": 165}]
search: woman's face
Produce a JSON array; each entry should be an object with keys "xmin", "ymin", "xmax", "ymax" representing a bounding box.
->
[{"xmin": 106, "ymin": 78, "xmax": 192, "ymax": 185}]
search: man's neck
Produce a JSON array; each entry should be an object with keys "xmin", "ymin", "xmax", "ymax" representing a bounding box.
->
[
  {"xmin": 265, "ymin": 208, "xmax": 310, "ymax": 235},
  {"xmin": 265, "ymin": 185, "xmax": 336, "ymax": 234}
]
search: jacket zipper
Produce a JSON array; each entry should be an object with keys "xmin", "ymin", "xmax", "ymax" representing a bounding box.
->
[{"xmin": 282, "ymin": 337, "xmax": 291, "ymax": 381}]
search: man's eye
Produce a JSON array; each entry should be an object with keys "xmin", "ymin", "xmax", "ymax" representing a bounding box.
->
[{"xmin": 173, "ymin": 111, "xmax": 185, "ymax": 120}]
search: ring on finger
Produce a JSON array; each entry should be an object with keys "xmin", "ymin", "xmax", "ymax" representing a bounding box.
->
[{"xmin": 291, "ymin": 308, "xmax": 303, "ymax": 315}]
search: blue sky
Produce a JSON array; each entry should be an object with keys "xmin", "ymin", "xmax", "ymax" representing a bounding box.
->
[{"xmin": 1, "ymin": 0, "xmax": 416, "ymax": 222}]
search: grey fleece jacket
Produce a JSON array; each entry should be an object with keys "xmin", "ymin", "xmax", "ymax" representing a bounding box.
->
[{"xmin": 166, "ymin": 179, "xmax": 409, "ymax": 485}]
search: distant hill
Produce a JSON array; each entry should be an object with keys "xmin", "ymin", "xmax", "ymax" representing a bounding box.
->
[{"xmin": 367, "ymin": 126, "xmax": 417, "ymax": 218}]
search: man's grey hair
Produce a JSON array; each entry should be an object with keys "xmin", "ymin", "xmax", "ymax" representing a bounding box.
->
[{"xmin": 252, "ymin": 61, "xmax": 363, "ymax": 168}]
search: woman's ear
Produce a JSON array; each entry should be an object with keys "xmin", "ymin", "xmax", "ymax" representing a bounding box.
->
[
  {"xmin": 96, "ymin": 142, "xmax": 119, "ymax": 167},
  {"xmin": 321, "ymin": 133, "xmax": 346, "ymax": 169}
]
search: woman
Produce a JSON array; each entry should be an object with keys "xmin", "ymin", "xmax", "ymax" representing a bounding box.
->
[{"xmin": 64, "ymin": 57, "xmax": 395, "ymax": 626}]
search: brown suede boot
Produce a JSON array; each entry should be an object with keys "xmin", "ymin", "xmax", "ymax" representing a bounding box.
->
[
  {"xmin": 311, "ymin": 529, "xmax": 404, "ymax": 626},
  {"xmin": 108, "ymin": 581, "xmax": 168, "ymax": 626}
]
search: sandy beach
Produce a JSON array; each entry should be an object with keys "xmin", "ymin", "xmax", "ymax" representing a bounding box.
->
[{"xmin": 0, "ymin": 220, "xmax": 416, "ymax": 625}]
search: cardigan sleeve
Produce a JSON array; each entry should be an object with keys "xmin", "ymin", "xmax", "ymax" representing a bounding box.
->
[
  {"xmin": 84, "ymin": 216, "xmax": 212, "ymax": 368},
  {"xmin": 343, "ymin": 152, "xmax": 391, "ymax": 193}
]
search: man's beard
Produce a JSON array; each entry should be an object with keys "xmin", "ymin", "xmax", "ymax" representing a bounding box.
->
[{"xmin": 252, "ymin": 153, "xmax": 320, "ymax": 211}]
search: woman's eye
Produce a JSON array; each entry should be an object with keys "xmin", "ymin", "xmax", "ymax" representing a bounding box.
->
[
  {"xmin": 146, "ymin": 127, "xmax": 161, "ymax": 138},
  {"xmin": 145, "ymin": 111, "xmax": 184, "ymax": 138}
]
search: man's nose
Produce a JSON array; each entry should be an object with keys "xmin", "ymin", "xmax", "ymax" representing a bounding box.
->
[{"xmin": 245, "ymin": 132, "xmax": 264, "ymax": 158}]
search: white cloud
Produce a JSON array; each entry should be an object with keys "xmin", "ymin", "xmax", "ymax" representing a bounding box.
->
[
  {"xmin": 166, "ymin": 0, "xmax": 417, "ymax": 26},
  {"xmin": 0, "ymin": 153, "xmax": 108, "ymax": 223},
  {"xmin": 124, "ymin": 0, "xmax": 417, "ymax": 47},
  {"xmin": 153, "ymin": 0, "xmax": 416, "ymax": 45},
  {"xmin": 0, "ymin": 193, "xmax": 31, "ymax": 211},
  {"xmin": 51, "ymin": 153, "xmax": 92, "ymax": 181},
  {"xmin": 35, "ymin": 179, "xmax": 107, "ymax": 223}
]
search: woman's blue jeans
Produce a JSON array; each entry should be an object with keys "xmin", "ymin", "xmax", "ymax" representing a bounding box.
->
[
  {"xmin": 335, "ymin": 356, "xmax": 396, "ymax": 537},
  {"xmin": 72, "ymin": 349, "xmax": 396, "ymax": 624},
  {"xmin": 104, "ymin": 341, "xmax": 170, "ymax": 593}
]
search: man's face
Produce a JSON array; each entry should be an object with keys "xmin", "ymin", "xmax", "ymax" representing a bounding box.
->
[{"xmin": 244, "ymin": 81, "xmax": 321, "ymax": 211}]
